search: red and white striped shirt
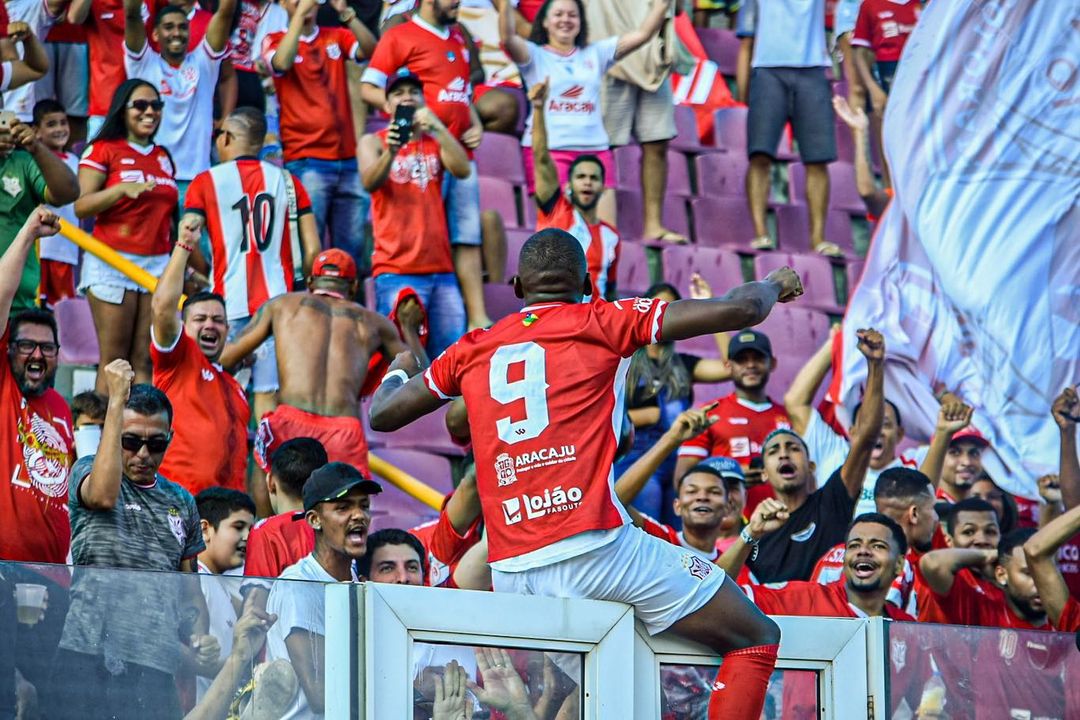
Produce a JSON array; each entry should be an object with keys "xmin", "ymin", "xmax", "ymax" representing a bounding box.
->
[
  {"xmin": 537, "ymin": 193, "xmax": 620, "ymax": 299},
  {"xmin": 184, "ymin": 158, "xmax": 312, "ymax": 320}
]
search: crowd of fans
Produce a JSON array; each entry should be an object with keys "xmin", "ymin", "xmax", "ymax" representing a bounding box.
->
[{"xmin": 1, "ymin": 0, "xmax": 1078, "ymax": 718}]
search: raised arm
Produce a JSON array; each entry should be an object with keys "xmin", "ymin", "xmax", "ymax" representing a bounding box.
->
[
  {"xmin": 204, "ymin": 0, "xmax": 238, "ymax": 53},
  {"xmin": 123, "ymin": 0, "xmax": 148, "ymax": 52},
  {"xmin": 270, "ymin": 0, "xmax": 318, "ymax": 73},
  {"xmin": 529, "ymin": 78, "xmax": 561, "ymax": 209},
  {"xmin": 918, "ymin": 401, "xmax": 974, "ymax": 488},
  {"xmin": 67, "ymin": 0, "xmax": 92, "ymax": 25},
  {"xmin": 832, "ymin": 96, "xmax": 888, "ymax": 216},
  {"xmin": 613, "ymin": 0, "xmax": 670, "ymax": 61},
  {"xmin": 358, "ymin": 129, "xmax": 402, "ymax": 192},
  {"xmin": 918, "ymin": 547, "xmax": 997, "ymax": 596},
  {"xmin": 3, "ymin": 24, "xmax": 49, "ymax": 87},
  {"xmin": 374, "ymin": 301, "xmax": 429, "ymax": 371},
  {"xmin": 658, "ymin": 268, "xmax": 803, "ymax": 342},
  {"xmin": 783, "ymin": 330, "xmax": 836, "ymax": 436},
  {"xmin": 219, "ymin": 300, "xmax": 274, "ymax": 370},
  {"xmin": 416, "ymin": 106, "xmax": 471, "ymax": 180},
  {"xmin": 716, "ymin": 498, "xmax": 790, "ymax": 579},
  {"xmin": 1024, "ymin": 502, "xmax": 1080, "ymax": 626},
  {"xmin": 329, "ymin": 0, "xmax": 376, "ymax": 58},
  {"xmin": 0, "ymin": 208, "xmax": 61, "ymax": 327},
  {"xmin": 368, "ymin": 351, "xmax": 446, "ymax": 432},
  {"xmin": 1051, "ymin": 387, "xmax": 1080, "ymax": 509},
  {"xmin": 151, "ymin": 217, "xmax": 201, "ymax": 349},
  {"xmin": 839, "ymin": 329, "xmax": 884, "ymax": 499},
  {"xmin": 78, "ymin": 360, "xmax": 135, "ymax": 511},
  {"xmin": 495, "ymin": 0, "xmax": 529, "ymax": 64},
  {"xmin": 444, "ymin": 466, "xmax": 481, "ymax": 536}
]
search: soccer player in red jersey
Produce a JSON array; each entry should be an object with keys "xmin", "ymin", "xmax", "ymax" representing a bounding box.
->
[
  {"xmin": 244, "ymin": 437, "xmax": 326, "ymax": 579},
  {"xmin": 407, "ymin": 468, "xmax": 482, "ymax": 588},
  {"xmin": 370, "ymin": 228, "xmax": 806, "ymax": 720},
  {"xmin": 0, "ymin": 207, "xmax": 74, "ymax": 564},
  {"xmin": 530, "ymin": 78, "xmax": 620, "ymax": 301},
  {"xmin": 184, "ymin": 107, "xmax": 321, "ymax": 428},
  {"xmin": 149, "ymin": 220, "xmax": 251, "ymax": 497}
]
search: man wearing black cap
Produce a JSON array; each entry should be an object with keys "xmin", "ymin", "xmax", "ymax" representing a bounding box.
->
[
  {"xmin": 674, "ymin": 329, "xmax": 792, "ymax": 486},
  {"xmin": 264, "ymin": 462, "xmax": 381, "ymax": 717},
  {"xmin": 359, "ymin": 68, "xmax": 472, "ymax": 358}
]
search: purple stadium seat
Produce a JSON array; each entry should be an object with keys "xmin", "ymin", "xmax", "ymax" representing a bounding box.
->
[
  {"xmin": 615, "ymin": 188, "xmax": 644, "ymax": 241},
  {"xmin": 711, "ymin": 107, "xmax": 747, "ymax": 153},
  {"xmin": 662, "ymin": 195, "xmax": 691, "ymax": 240},
  {"xmin": 55, "ymin": 298, "xmax": 99, "ymax": 365},
  {"xmin": 667, "ymin": 151, "xmax": 692, "ymax": 196},
  {"xmin": 662, "ymin": 244, "xmax": 745, "ymax": 297},
  {"xmin": 697, "ymin": 28, "xmax": 740, "ymax": 76},
  {"xmin": 754, "ymin": 305, "xmax": 833, "ymax": 390},
  {"xmin": 369, "ymin": 447, "xmax": 455, "ymax": 497},
  {"xmin": 369, "ymin": 486, "xmax": 438, "ymax": 533},
  {"xmin": 478, "ymin": 176, "xmax": 522, "ymax": 228},
  {"xmin": 774, "ymin": 204, "xmax": 856, "ymax": 255},
  {"xmin": 613, "ymin": 145, "xmax": 641, "ymax": 191},
  {"xmin": 826, "ymin": 211, "xmax": 855, "ymax": 253},
  {"xmin": 847, "ymin": 258, "xmax": 866, "ymax": 300},
  {"xmin": 380, "ymin": 405, "xmax": 467, "ymax": 458},
  {"xmin": 753, "ymin": 252, "xmax": 842, "ymax": 314},
  {"xmin": 672, "ymin": 104, "xmax": 703, "ymax": 152},
  {"xmin": 788, "ymin": 162, "xmax": 866, "ymax": 213},
  {"xmin": 484, "ymin": 282, "xmax": 523, "ymax": 322},
  {"xmin": 475, "ymin": 131, "xmax": 525, "ymax": 185},
  {"xmin": 688, "ymin": 197, "xmax": 757, "ymax": 248},
  {"xmin": 503, "ymin": 228, "xmax": 532, "ymax": 278},
  {"xmin": 523, "ymin": 193, "xmax": 538, "ymax": 228},
  {"xmin": 616, "ymin": 240, "xmax": 650, "ymax": 295},
  {"xmin": 693, "ymin": 152, "xmax": 747, "ymax": 198},
  {"xmin": 835, "ymin": 120, "xmax": 856, "ymax": 163}
]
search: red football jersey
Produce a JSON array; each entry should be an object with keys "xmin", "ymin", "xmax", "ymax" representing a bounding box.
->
[
  {"xmin": 79, "ymin": 139, "xmax": 178, "ymax": 255},
  {"xmin": 810, "ymin": 542, "xmax": 917, "ymax": 615},
  {"xmin": 851, "ymin": 0, "xmax": 922, "ymax": 63},
  {"xmin": 185, "ymin": 158, "xmax": 312, "ymax": 319},
  {"xmin": 370, "ymin": 130, "xmax": 454, "ymax": 277},
  {"xmin": 639, "ymin": 514, "xmax": 753, "ymax": 585},
  {"xmin": 1057, "ymin": 596, "xmax": 1080, "ymax": 632},
  {"xmin": 409, "ymin": 510, "xmax": 481, "ymax": 588},
  {"xmin": 677, "ymin": 393, "xmax": 791, "ymax": 466},
  {"xmin": 744, "ymin": 578, "xmax": 915, "ymax": 620},
  {"xmin": 971, "ymin": 626, "xmax": 1074, "ymax": 720},
  {"xmin": 83, "ymin": 0, "xmax": 164, "ymax": 116},
  {"xmin": 363, "ymin": 16, "xmax": 474, "ymax": 144},
  {"xmin": 424, "ymin": 297, "xmax": 668, "ymax": 564},
  {"xmin": 243, "ymin": 512, "xmax": 315, "ymax": 578},
  {"xmin": 0, "ymin": 332, "xmax": 74, "ymax": 563},
  {"xmin": 536, "ymin": 194, "xmax": 620, "ymax": 300},
  {"xmin": 917, "ymin": 567, "xmax": 1044, "ymax": 628},
  {"xmin": 262, "ymin": 27, "xmax": 360, "ymax": 162},
  {"xmin": 152, "ymin": 331, "xmax": 251, "ymax": 494}
]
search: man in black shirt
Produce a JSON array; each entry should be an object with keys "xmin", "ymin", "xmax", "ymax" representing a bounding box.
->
[{"xmin": 748, "ymin": 329, "xmax": 886, "ymax": 582}]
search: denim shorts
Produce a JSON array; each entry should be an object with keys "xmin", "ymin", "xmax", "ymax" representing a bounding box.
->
[{"xmin": 747, "ymin": 66, "xmax": 837, "ymax": 163}]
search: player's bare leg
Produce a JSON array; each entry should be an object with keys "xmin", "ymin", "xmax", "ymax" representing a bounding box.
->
[{"xmin": 668, "ymin": 575, "xmax": 781, "ymax": 720}]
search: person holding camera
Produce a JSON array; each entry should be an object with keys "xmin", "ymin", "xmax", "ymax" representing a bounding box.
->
[{"xmin": 358, "ymin": 68, "xmax": 471, "ymax": 357}]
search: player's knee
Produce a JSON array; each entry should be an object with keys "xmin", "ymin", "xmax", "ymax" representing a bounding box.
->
[{"xmin": 755, "ymin": 614, "xmax": 782, "ymax": 648}]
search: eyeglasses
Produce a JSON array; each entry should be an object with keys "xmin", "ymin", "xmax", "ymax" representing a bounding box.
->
[
  {"xmin": 120, "ymin": 434, "xmax": 171, "ymax": 454},
  {"xmin": 127, "ymin": 99, "xmax": 165, "ymax": 112},
  {"xmin": 11, "ymin": 339, "xmax": 59, "ymax": 358}
]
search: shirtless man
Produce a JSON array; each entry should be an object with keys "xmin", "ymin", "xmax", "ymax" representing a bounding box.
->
[{"xmin": 220, "ymin": 248, "xmax": 426, "ymax": 478}]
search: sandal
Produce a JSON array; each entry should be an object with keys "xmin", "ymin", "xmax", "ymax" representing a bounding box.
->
[
  {"xmin": 813, "ymin": 241, "xmax": 845, "ymax": 258},
  {"xmin": 750, "ymin": 235, "xmax": 776, "ymax": 251}
]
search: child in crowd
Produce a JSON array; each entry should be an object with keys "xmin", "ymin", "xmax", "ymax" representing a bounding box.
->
[
  {"xmin": 32, "ymin": 99, "xmax": 80, "ymax": 308},
  {"xmin": 194, "ymin": 488, "xmax": 257, "ymax": 702},
  {"xmin": 70, "ymin": 390, "xmax": 107, "ymax": 459}
]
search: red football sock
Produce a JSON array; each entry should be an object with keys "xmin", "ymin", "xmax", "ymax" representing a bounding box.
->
[{"xmin": 706, "ymin": 643, "xmax": 779, "ymax": 720}]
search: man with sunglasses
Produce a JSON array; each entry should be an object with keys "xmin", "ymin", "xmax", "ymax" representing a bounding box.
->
[
  {"xmin": 57, "ymin": 362, "xmax": 215, "ymax": 719},
  {"xmin": 0, "ymin": 207, "xmax": 75, "ymax": 565}
]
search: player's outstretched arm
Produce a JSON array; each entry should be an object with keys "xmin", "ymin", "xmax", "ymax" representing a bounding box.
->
[
  {"xmin": 1024, "ymin": 502, "xmax": 1080, "ymax": 626},
  {"xmin": 219, "ymin": 300, "xmax": 274, "ymax": 371},
  {"xmin": 659, "ymin": 268, "xmax": 802, "ymax": 342},
  {"xmin": 369, "ymin": 351, "xmax": 446, "ymax": 432}
]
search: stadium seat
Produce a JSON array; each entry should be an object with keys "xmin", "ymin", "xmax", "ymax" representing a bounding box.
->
[
  {"xmin": 615, "ymin": 188, "xmax": 644, "ymax": 241},
  {"xmin": 774, "ymin": 204, "xmax": 857, "ymax": 255},
  {"xmin": 753, "ymin": 252, "xmax": 843, "ymax": 315},
  {"xmin": 693, "ymin": 152, "xmax": 747, "ymax": 198},
  {"xmin": 369, "ymin": 447, "xmax": 454, "ymax": 494},
  {"xmin": 662, "ymin": 244, "xmax": 745, "ymax": 297},
  {"xmin": 613, "ymin": 145, "xmax": 641, "ymax": 191},
  {"xmin": 835, "ymin": 120, "xmax": 856, "ymax": 163},
  {"xmin": 788, "ymin": 162, "xmax": 866, "ymax": 213},
  {"xmin": 712, "ymin": 107, "xmax": 796, "ymax": 160},
  {"xmin": 478, "ymin": 176, "xmax": 522, "ymax": 228},
  {"xmin": 379, "ymin": 406, "xmax": 467, "ymax": 458},
  {"xmin": 847, "ymin": 258, "xmax": 866, "ymax": 297},
  {"xmin": 754, "ymin": 305, "xmax": 833, "ymax": 393},
  {"xmin": 688, "ymin": 197, "xmax": 757, "ymax": 248},
  {"xmin": 484, "ymin": 281, "xmax": 523, "ymax": 322},
  {"xmin": 503, "ymin": 228, "xmax": 532, "ymax": 278},
  {"xmin": 671, "ymin": 104, "xmax": 703, "ymax": 152},
  {"xmin": 55, "ymin": 298, "xmax": 99, "ymax": 366},
  {"xmin": 523, "ymin": 192, "xmax": 538, "ymax": 228},
  {"xmin": 617, "ymin": 240, "xmax": 650, "ymax": 295},
  {"xmin": 697, "ymin": 28, "xmax": 740, "ymax": 76},
  {"xmin": 475, "ymin": 131, "xmax": 525, "ymax": 185},
  {"xmin": 662, "ymin": 195, "xmax": 692, "ymax": 240},
  {"xmin": 667, "ymin": 151, "xmax": 692, "ymax": 197}
]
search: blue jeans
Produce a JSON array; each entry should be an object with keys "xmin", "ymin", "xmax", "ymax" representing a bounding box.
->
[
  {"xmin": 285, "ymin": 157, "xmax": 370, "ymax": 271},
  {"xmin": 442, "ymin": 160, "xmax": 481, "ymax": 246},
  {"xmin": 374, "ymin": 272, "xmax": 466, "ymax": 358}
]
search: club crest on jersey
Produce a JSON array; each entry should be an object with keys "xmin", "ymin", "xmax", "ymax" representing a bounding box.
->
[
  {"xmin": 326, "ymin": 43, "xmax": 341, "ymax": 60},
  {"xmin": 201, "ymin": 368, "xmax": 215, "ymax": 382},
  {"xmin": 446, "ymin": 51, "xmax": 456, "ymax": 63},
  {"xmin": 682, "ymin": 553, "xmax": 713, "ymax": 581},
  {"xmin": 167, "ymin": 507, "xmax": 186, "ymax": 545},
  {"xmin": 2, "ymin": 176, "xmax": 22, "ymax": 197},
  {"xmin": 494, "ymin": 453, "xmax": 518, "ymax": 487},
  {"xmin": 522, "ymin": 313, "xmax": 538, "ymax": 327}
]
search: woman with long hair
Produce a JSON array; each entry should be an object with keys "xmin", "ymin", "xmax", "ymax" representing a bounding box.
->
[
  {"xmin": 617, "ymin": 276, "xmax": 732, "ymax": 523},
  {"xmin": 496, "ymin": 0, "xmax": 671, "ymax": 226},
  {"xmin": 75, "ymin": 79, "xmax": 179, "ymax": 394}
]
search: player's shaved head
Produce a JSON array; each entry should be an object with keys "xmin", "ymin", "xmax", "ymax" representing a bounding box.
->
[
  {"xmin": 515, "ymin": 228, "xmax": 591, "ymax": 303},
  {"xmin": 226, "ymin": 107, "xmax": 267, "ymax": 147}
]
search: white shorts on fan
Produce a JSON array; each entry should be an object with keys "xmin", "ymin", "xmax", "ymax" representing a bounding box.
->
[{"xmin": 492, "ymin": 524, "xmax": 725, "ymax": 635}]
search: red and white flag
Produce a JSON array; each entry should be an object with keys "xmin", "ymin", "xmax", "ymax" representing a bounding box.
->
[
  {"xmin": 670, "ymin": 13, "xmax": 739, "ymax": 145},
  {"xmin": 829, "ymin": 0, "xmax": 1080, "ymax": 497}
]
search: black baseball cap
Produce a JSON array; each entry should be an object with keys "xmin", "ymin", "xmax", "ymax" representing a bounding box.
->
[
  {"xmin": 296, "ymin": 462, "xmax": 382, "ymax": 516},
  {"xmin": 387, "ymin": 68, "xmax": 423, "ymax": 95},
  {"xmin": 728, "ymin": 330, "xmax": 772, "ymax": 358}
]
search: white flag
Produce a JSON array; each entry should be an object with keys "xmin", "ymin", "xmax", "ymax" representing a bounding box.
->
[{"xmin": 834, "ymin": 0, "xmax": 1080, "ymax": 497}]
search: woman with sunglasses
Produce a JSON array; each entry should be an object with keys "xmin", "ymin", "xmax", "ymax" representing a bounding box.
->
[{"xmin": 75, "ymin": 79, "xmax": 180, "ymax": 395}]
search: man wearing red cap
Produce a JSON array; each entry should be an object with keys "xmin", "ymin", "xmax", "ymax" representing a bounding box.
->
[
  {"xmin": 221, "ymin": 248, "xmax": 428, "ymax": 478},
  {"xmin": 920, "ymin": 417, "xmax": 990, "ymax": 503}
]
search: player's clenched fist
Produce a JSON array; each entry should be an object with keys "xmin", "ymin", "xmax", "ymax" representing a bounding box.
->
[
  {"xmin": 103, "ymin": 359, "xmax": 135, "ymax": 402},
  {"xmin": 855, "ymin": 328, "xmax": 885, "ymax": 362},
  {"xmin": 764, "ymin": 266, "xmax": 803, "ymax": 303}
]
